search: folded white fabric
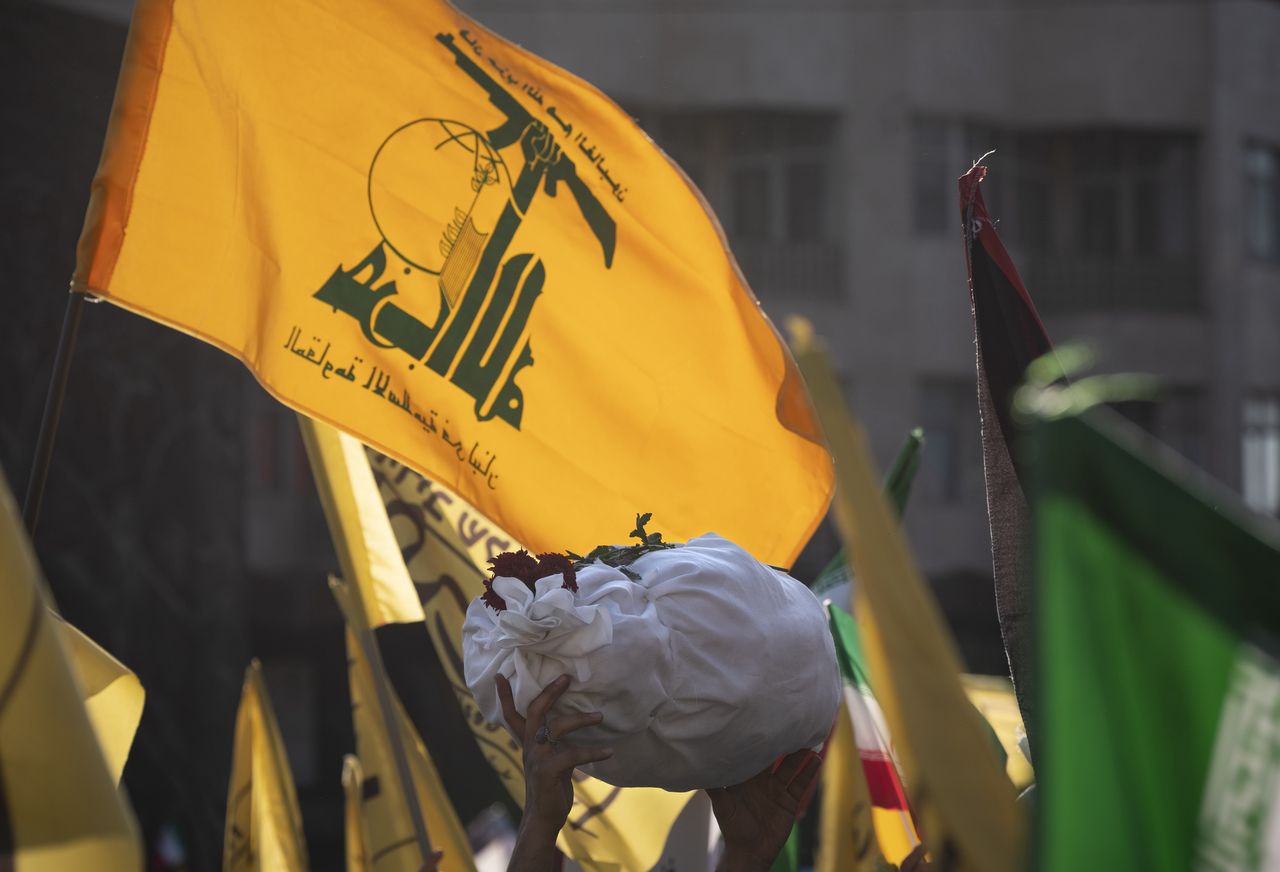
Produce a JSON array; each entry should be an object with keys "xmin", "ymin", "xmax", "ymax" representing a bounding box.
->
[{"xmin": 462, "ymin": 533, "xmax": 841, "ymax": 791}]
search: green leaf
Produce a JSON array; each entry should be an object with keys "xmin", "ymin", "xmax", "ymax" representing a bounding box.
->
[{"xmin": 569, "ymin": 514, "xmax": 677, "ymax": 579}]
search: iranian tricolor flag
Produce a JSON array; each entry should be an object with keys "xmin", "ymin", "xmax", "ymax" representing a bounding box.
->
[
  {"xmin": 828, "ymin": 604, "xmax": 920, "ymax": 862},
  {"xmin": 1035, "ymin": 408, "xmax": 1280, "ymax": 871}
]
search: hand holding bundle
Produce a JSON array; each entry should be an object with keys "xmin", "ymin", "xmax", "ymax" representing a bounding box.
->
[{"xmin": 462, "ymin": 517, "xmax": 840, "ymax": 791}]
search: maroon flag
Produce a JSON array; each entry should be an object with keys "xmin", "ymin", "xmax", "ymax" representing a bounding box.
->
[{"xmin": 959, "ymin": 163, "xmax": 1054, "ymax": 759}]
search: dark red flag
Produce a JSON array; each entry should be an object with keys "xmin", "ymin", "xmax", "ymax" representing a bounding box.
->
[{"xmin": 959, "ymin": 163, "xmax": 1054, "ymax": 760}]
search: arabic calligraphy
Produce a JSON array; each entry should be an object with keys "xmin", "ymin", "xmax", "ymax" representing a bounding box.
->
[
  {"xmin": 458, "ymin": 28, "xmax": 628, "ymax": 203},
  {"xmin": 368, "ymin": 452, "xmax": 515, "ymax": 563},
  {"xmin": 313, "ymin": 29, "xmax": 620, "ymax": 432},
  {"xmin": 284, "ymin": 325, "xmax": 500, "ymax": 489}
]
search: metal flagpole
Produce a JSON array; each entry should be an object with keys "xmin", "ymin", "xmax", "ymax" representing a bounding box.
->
[{"xmin": 22, "ymin": 291, "xmax": 91, "ymax": 534}]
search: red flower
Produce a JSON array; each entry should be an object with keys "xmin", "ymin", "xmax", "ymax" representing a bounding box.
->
[
  {"xmin": 535, "ymin": 553, "xmax": 577, "ymax": 591},
  {"xmin": 482, "ymin": 549, "xmax": 578, "ymax": 612},
  {"xmin": 480, "ymin": 585, "xmax": 508, "ymax": 612},
  {"xmin": 489, "ymin": 550, "xmax": 540, "ymax": 585}
]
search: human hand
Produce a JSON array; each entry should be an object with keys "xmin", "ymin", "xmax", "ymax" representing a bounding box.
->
[
  {"xmin": 497, "ymin": 673, "xmax": 613, "ymax": 871},
  {"xmin": 708, "ymin": 750, "xmax": 822, "ymax": 872}
]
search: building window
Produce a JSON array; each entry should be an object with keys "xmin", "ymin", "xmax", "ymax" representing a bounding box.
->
[
  {"xmin": 918, "ymin": 379, "xmax": 983, "ymax": 504},
  {"xmin": 1244, "ymin": 396, "xmax": 1280, "ymax": 515},
  {"xmin": 637, "ymin": 108, "xmax": 842, "ymax": 298},
  {"xmin": 1018, "ymin": 131, "xmax": 1198, "ymax": 313},
  {"xmin": 1113, "ymin": 389, "xmax": 1206, "ymax": 467},
  {"xmin": 914, "ymin": 121, "xmax": 1199, "ymax": 312},
  {"xmin": 730, "ymin": 165, "xmax": 772, "ymax": 239},
  {"xmin": 913, "ymin": 120, "xmax": 954, "ymax": 236},
  {"xmin": 1246, "ymin": 143, "xmax": 1280, "ymax": 264},
  {"xmin": 912, "ymin": 119, "xmax": 1007, "ymax": 237},
  {"xmin": 1158, "ymin": 389, "xmax": 1207, "ymax": 468}
]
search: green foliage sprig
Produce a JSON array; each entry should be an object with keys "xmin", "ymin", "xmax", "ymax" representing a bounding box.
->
[{"xmin": 566, "ymin": 512, "xmax": 677, "ymax": 581}]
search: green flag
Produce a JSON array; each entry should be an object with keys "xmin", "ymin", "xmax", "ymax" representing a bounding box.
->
[
  {"xmin": 813, "ymin": 428, "xmax": 924, "ymax": 594},
  {"xmin": 1034, "ymin": 409, "xmax": 1280, "ymax": 871},
  {"xmin": 768, "ymin": 825, "xmax": 799, "ymax": 872}
]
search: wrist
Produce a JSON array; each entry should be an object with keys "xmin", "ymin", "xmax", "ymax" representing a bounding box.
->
[
  {"xmin": 517, "ymin": 812, "xmax": 561, "ymax": 843},
  {"xmin": 509, "ymin": 815, "xmax": 562, "ymax": 872}
]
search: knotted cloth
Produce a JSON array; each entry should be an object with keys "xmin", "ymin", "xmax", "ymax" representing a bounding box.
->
[{"xmin": 463, "ymin": 534, "xmax": 840, "ymax": 790}]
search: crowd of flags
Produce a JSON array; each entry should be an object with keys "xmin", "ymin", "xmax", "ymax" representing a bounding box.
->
[{"xmin": 5, "ymin": 0, "xmax": 1280, "ymax": 869}]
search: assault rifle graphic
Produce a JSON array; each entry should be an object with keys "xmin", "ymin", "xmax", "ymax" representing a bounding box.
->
[
  {"xmin": 435, "ymin": 32, "xmax": 616, "ymax": 267},
  {"xmin": 313, "ymin": 31, "xmax": 617, "ymax": 430}
]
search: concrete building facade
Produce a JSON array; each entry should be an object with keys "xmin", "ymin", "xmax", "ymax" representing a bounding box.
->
[{"xmin": 456, "ymin": 0, "xmax": 1280, "ymax": 580}]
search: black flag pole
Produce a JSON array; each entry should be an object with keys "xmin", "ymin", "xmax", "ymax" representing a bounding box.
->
[{"xmin": 22, "ymin": 290, "xmax": 91, "ymax": 534}]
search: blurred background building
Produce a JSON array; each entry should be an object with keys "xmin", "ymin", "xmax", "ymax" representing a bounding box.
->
[{"xmin": 3, "ymin": 0, "xmax": 1279, "ymax": 868}]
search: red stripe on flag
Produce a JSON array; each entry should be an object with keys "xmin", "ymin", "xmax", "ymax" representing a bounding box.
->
[{"xmin": 860, "ymin": 756, "xmax": 909, "ymax": 811}]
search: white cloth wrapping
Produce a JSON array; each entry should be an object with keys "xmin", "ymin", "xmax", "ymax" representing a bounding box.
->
[{"xmin": 462, "ymin": 533, "xmax": 841, "ymax": 791}]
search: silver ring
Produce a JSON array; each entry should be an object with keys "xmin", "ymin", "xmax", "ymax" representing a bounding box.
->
[{"xmin": 535, "ymin": 725, "xmax": 557, "ymax": 746}]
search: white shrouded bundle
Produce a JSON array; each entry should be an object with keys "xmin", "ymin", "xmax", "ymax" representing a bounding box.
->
[{"xmin": 462, "ymin": 533, "xmax": 841, "ymax": 791}]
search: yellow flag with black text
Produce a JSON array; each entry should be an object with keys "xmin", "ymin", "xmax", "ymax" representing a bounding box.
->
[
  {"xmin": 792, "ymin": 325, "xmax": 1025, "ymax": 872},
  {"xmin": 223, "ymin": 660, "xmax": 309, "ymax": 872},
  {"xmin": 817, "ymin": 700, "xmax": 888, "ymax": 872},
  {"xmin": 299, "ymin": 414, "xmax": 426, "ymax": 627},
  {"xmin": 303, "ymin": 413, "xmax": 687, "ymax": 871},
  {"xmin": 0, "ymin": 472, "xmax": 142, "ymax": 871},
  {"xmin": 333, "ymin": 579, "xmax": 476, "ymax": 872},
  {"xmin": 367, "ymin": 449, "xmax": 692, "ymax": 872},
  {"xmin": 74, "ymin": 0, "xmax": 831, "ymax": 568}
]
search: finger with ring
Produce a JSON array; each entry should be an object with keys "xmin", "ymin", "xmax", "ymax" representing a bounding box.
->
[{"xmin": 535, "ymin": 725, "xmax": 558, "ymax": 747}]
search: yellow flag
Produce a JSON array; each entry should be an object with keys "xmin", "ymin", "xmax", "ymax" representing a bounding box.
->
[
  {"xmin": 58, "ymin": 618, "xmax": 146, "ymax": 786},
  {"xmin": 0, "ymin": 472, "xmax": 142, "ymax": 871},
  {"xmin": 224, "ymin": 660, "xmax": 309, "ymax": 872},
  {"xmin": 74, "ymin": 0, "xmax": 831, "ymax": 568},
  {"xmin": 817, "ymin": 701, "xmax": 889, "ymax": 872},
  {"xmin": 299, "ymin": 413, "xmax": 426, "ymax": 627},
  {"xmin": 366, "ymin": 450, "xmax": 692, "ymax": 872},
  {"xmin": 333, "ymin": 579, "xmax": 476, "ymax": 872},
  {"xmin": 342, "ymin": 755, "xmax": 373, "ymax": 872},
  {"xmin": 962, "ymin": 675, "xmax": 1035, "ymax": 791},
  {"xmin": 791, "ymin": 326, "xmax": 1025, "ymax": 872},
  {"xmin": 304, "ymin": 416, "xmax": 472, "ymax": 869},
  {"xmin": 301, "ymin": 412, "xmax": 688, "ymax": 871}
]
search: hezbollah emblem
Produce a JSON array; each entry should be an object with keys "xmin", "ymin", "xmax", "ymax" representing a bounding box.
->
[{"xmin": 314, "ymin": 32, "xmax": 616, "ymax": 430}]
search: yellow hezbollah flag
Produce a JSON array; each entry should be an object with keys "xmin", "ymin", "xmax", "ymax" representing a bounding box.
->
[
  {"xmin": 299, "ymin": 414, "xmax": 426, "ymax": 627},
  {"xmin": 366, "ymin": 449, "xmax": 692, "ymax": 872},
  {"xmin": 817, "ymin": 699, "xmax": 890, "ymax": 872},
  {"xmin": 301, "ymin": 411, "xmax": 688, "ymax": 871},
  {"xmin": 342, "ymin": 755, "xmax": 373, "ymax": 872},
  {"xmin": 791, "ymin": 324, "xmax": 1025, "ymax": 872},
  {"xmin": 304, "ymin": 416, "xmax": 472, "ymax": 868},
  {"xmin": 224, "ymin": 660, "xmax": 309, "ymax": 872},
  {"xmin": 74, "ymin": 0, "xmax": 831, "ymax": 568},
  {"xmin": 0, "ymin": 472, "xmax": 142, "ymax": 871},
  {"xmin": 332, "ymin": 578, "xmax": 476, "ymax": 872}
]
